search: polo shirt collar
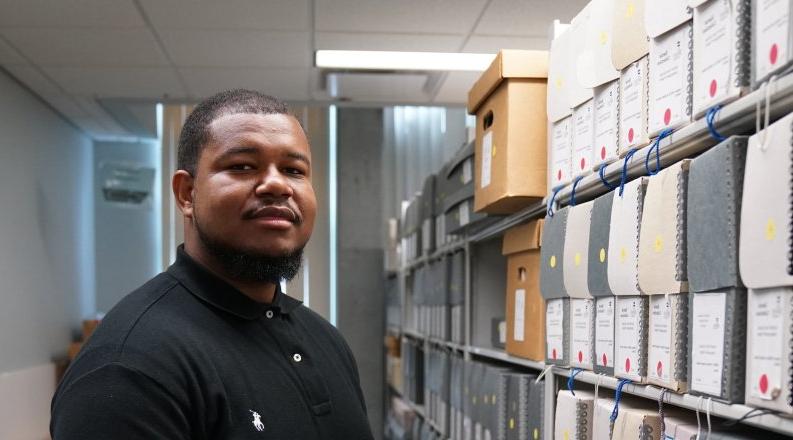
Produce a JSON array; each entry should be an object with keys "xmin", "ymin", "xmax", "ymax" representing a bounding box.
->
[{"xmin": 167, "ymin": 246, "xmax": 302, "ymax": 320}]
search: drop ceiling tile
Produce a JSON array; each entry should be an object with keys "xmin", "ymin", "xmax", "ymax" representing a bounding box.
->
[
  {"xmin": 463, "ymin": 35, "xmax": 548, "ymax": 53},
  {"xmin": 179, "ymin": 67, "xmax": 310, "ymax": 101},
  {"xmin": 334, "ymin": 73, "xmax": 429, "ymax": 103},
  {"xmin": 315, "ymin": 0, "xmax": 486, "ymax": 34},
  {"xmin": 44, "ymin": 67, "xmax": 186, "ymax": 98},
  {"xmin": 432, "ymin": 71, "xmax": 479, "ymax": 104},
  {"xmin": 0, "ymin": 37, "xmax": 26, "ymax": 65},
  {"xmin": 2, "ymin": 65, "xmax": 63, "ymax": 95},
  {"xmin": 2, "ymin": 28, "xmax": 168, "ymax": 67},
  {"xmin": 315, "ymin": 32, "xmax": 463, "ymax": 52},
  {"xmin": 475, "ymin": 0, "xmax": 588, "ymax": 36},
  {"xmin": 139, "ymin": 0, "xmax": 309, "ymax": 31},
  {"xmin": 0, "ymin": 0, "xmax": 144, "ymax": 28},
  {"xmin": 160, "ymin": 29, "xmax": 309, "ymax": 68}
]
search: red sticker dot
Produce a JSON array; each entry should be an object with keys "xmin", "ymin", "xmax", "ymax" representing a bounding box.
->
[
  {"xmin": 771, "ymin": 43, "xmax": 779, "ymax": 65},
  {"xmin": 760, "ymin": 374, "xmax": 769, "ymax": 394},
  {"xmin": 625, "ymin": 357, "xmax": 631, "ymax": 373},
  {"xmin": 557, "ymin": 169, "xmax": 562, "ymax": 182},
  {"xmin": 709, "ymin": 79, "xmax": 718, "ymax": 98},
  {"xmin": 657, "ymin": 361, "xmax": 663, "ymax": 377},
  {"xmin": 578, "ymin": 351, "xmax": 583, "ymax": 363},
  {"xmin": 552, "ymin": 348, "xmax": 557, "ymax": 360},
  {"xmin": 580, "ymin": 157, "xmax": 586, "ymax": 170},
  {"xmin": 628, "ymin": 128, "xmax": 635, "ymax": 143},
  {"xmin": 602, "ymin": 353, "xmax": 608, "ymax": 366},
  {"xmin": 664, "ymin": 108, "xmax": 672, "ymax": 125},
  {"xmin": 600, "ymin": 146, "xmax": 607, "ymax": 160}
]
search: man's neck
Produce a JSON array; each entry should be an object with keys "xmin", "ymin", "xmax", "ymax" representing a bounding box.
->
[{"xmin": 183, "ymin": 242, "xmax": 277, "ymax": 304}]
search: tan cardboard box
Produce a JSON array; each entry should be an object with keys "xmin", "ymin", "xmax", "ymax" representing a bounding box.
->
[
  {"xmin": 503, "ymin": 219, "xmax": 545, "ymax": 361},
  {"xmin": 468, "ymin": 50, "xmax": 548, "ymax": 214}
]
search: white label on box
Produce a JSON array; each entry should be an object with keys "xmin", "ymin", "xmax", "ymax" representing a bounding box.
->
[
  {"xmin": 573, "ymin": 100, "xmax": 595, "ymax": 175},
  {"xmin": 749, "ymin": 289, "xmax": 785, "ymax": 400},
  {"xmin": 463, "ymin": 158, "xmax": 473, "ymax": 184},
  {"xmin": 693, "ymin": 0, "xmax": 734, "ymax": 111},
  {"xmin": 546, "ymin": 299, "xmax": 565, "ymax": 361},
  {"xmin": 481, "ymin": 131, "xmax": 493, "ymax": 188},
  {"xmin": 514, "ymin": 289, "xmax": 526, "ymax": 342},
  {"xmin": 596, "ymin": 297, "xmax": 615, "ymax": 368},
  {"xmin": 594, "ymin": 81, "xmax": 620, "ymax": 166},
  {"xmin": 620, "ymin": 59, "xmax": 646, "ymax": 149},
  {"xmin": 756, "ymin": 0, "xmax": 791, "ymax": 81},
  {"xmin": 649, "ymin": 295, "xmax": 673, "ymax": 382},
  {"xmin": 571, "ymin": 299, "xmax": 594, "ymax": 367},
  {"xmin": 499, "ymin": 321, "xmax": 507, "ymax": 344},
  {"xmin": 459, "ymin": 200, "xmax": 470, "ymax": 226},
  {"xmin": 616, "ymin": 297, "xmax": 643, "ymax": 379},
  {"xmin": 649, "ymin": 23, "xmax": 692, "ymax": 134},
  {"xmin": 551, "ymin": 118, "xmax": 573, "ymax": 186},
  {"xmin": 691, "ymin": 292, "xmax": 726, "ymax": 395}
]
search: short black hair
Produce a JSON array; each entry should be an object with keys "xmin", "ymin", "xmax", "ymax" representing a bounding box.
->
[{"xmin": 177, "ymin": 89, "xmax": 296, "ymax": 175}]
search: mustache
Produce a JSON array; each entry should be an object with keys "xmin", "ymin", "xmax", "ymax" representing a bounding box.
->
[{"xmin": 243, "ymin": 204, "xmax": 302, "ymax": 225}]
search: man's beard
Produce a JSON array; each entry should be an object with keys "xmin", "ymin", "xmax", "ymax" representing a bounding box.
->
[{"xmin": 194, "ymin": 214, "xmax": 303, "ymax": 284}]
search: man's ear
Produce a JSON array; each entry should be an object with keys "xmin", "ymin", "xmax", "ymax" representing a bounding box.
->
[{"xmin": 172, "ymin": 170, "xmax": 195, "ymax": 218}]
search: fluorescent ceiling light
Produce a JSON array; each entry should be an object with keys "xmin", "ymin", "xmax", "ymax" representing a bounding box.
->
[{"xmin": 315, "ymin": 50, "xmax": 495, "ymax": 72}]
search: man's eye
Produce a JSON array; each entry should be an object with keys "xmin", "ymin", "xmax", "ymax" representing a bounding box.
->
[
  {"xmin": 229, "ymin": 164, "xmax": 254, "ymax": 171},
  {"xmin": 285, "ymin": 168, "xmax": 304, "ymax": 175}
]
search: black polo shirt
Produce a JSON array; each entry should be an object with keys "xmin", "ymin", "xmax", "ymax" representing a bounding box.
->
[{"xmin": 50, "ymin": 247, "xmax": 374, "ymax": 440}]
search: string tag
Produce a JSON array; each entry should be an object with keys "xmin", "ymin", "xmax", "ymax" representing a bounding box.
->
[
  {"xmin": 535, "ymin": 365, "xmax": 552, "ymax": 384},
  {"xmin": 695, "ymin": 395, "xmax": 703, "ymax": 440},
  {"xmin": 645, "ymin": 128, "xmax": 673, "ymax": 176},
  {"xmin": 570, "ymin": 176, "xmax": 584, "ymax": 207},
  {"xmin": 619, "ymin": 149, "xmax": 638, "ymax": 197},
  {"xmin": 547, "ymin": 185, "xmax": 564, "ymax": 218},
  {"xmin": 599, "ymin": 163, "xmax": 617, "ymax": 190},
  {"xmin": 705, "ymin": 105, "xmax": 725, "ymax": 142},
  {"xmin": 756, "ymin": 75, "xmax": 777, "ymax": 151},
  {"xmin": 610, "ymin": 378, "xmax": 632, "ymax": 422},
  {"xmin": 567, "ymin": 368, "xmax": 583, "ymax": 395}
]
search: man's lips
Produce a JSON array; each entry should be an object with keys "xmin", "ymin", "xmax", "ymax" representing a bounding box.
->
[{"xmin": 246, "ymin": 206, "xmax": 299, "ymax": 226}]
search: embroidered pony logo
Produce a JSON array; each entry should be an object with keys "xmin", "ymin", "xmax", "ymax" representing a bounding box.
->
[{"xmin": 250, "ymin": 410, "xmax": 264, "ymax": 432}]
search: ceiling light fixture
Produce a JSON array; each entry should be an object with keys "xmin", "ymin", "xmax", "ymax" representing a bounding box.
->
[{"xmin": 315, "ymin": 50, "xmax": 495, "ymax": 72}]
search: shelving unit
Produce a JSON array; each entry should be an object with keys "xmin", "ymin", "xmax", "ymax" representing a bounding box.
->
[{"xmin": 384, "ymin": 69, "xmax": 793, "ymax": 440}]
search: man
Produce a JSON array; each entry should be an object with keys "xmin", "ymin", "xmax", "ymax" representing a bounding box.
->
[{"xmin": 50, "ymin": 90, "xmax": 374, "ymax": 439}]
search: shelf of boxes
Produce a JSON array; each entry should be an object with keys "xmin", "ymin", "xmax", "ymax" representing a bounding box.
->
[{"xmin": 467, "ymin": 346, "xmax": 546, "ymax": 372}]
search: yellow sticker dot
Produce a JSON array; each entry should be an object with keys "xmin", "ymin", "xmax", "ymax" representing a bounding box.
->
[
  {"xmin": 626, "ymin": 2, "xmax": 635, "ymax": 17},
  {"xmin": 766, "ymin": 218, "xmax": 777, "ymax": 241},
  {"xmin": 550, "ymin": 255, "xmax": 557, "ymax": 268},
  {"xmin": 599, "ymin": 31, "xmax": 608, "ymax": 45},
  {"xmin": 510, "ymin": 418, "xmax": 515, "ymax": 429},
  {"xmin": 534, "ymin": 428, "xmax": 539, "ymax": 440},
  {"xmin": 599, "ymin": 248, "xmax": 606, "ymax": 263},
  {"xmin": 619, "ymin": 247, "xmax": 627, "ymax": 262},
  {"xmin": 654, "ymin": 235, "xmax": 663, "ymax": 253},
  {"xmin": 492, "ymin": 144, "xmax": 497, "ymax": 157},
  {"xmin": 564, "ymin": 430, "xmax": 570, "ymax": 440},
  {"xmin": 555, "ymin": 77, "xmax": 564, "ymax": 89},
  {"xmin": 574, "ymin": 252, "xmax": 581, "ymax": 266},
  {"xmin": 492, "ymin": 394, "xmax": 497, "ymax": 405}
]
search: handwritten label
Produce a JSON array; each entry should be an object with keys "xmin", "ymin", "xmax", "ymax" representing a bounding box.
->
[{"xmin": 691, "ymin": 292, "xmax": 726, "ymax": 395}]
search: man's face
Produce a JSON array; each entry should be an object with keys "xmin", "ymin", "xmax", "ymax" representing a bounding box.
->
[{"xmin": 189, "ymin": 112, "xmax": 316, "ymax": 260}]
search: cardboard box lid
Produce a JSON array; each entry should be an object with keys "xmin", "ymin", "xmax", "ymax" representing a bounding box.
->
[
  {"xmin": 547, "ymin": 28, "xmax": 575, "ymax": 122},
  {"xmin": 467, "ymin": 49, "xmax": 548, "ymax": 114},
  {"xmin": 579, "ymin": 0, "xmax": 621, "ymax": 88},
  {"xmin": 502, "ymin": 219, "xmax": 544, "ymax": 255},
  {"xmin": 568, "ymin": 2, "xmax": 596, "ymax": 108},
  {"xmin": 645, "ymin": 0, "xmax": 691, "ymax": 38},
  {"xmin": 611, "ymin": 0, "xmax": 649, "ymax": 70}
]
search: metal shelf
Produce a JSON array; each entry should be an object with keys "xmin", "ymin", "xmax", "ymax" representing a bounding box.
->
[
  {"xmin": 468, "ymin": 346, "xmax": 546, "ymax": 371},
  {"xmin": 551, "ymin": 367, "xmax": 793, "ymax": 436},
  {"xmin": 467, "ymin": 200, "xmax": 546, "ymax": 243}
]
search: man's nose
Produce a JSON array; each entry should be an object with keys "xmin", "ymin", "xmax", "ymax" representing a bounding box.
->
[{"xmin": 254, "ymin": 167, "xmax": 293, "ymax": 199}]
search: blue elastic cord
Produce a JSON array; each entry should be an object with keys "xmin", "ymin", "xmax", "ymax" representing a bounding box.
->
[
  {"xmin": 547, "ymin": 185, "xmax": 564, "ymax": 218},
  {"xmin": 706, "ymin": 105, "xmax": 726, "ymax": 142},
  {"xmin": 567, "ymin": 368, "xmax": 583, "ymax": 395},
  {"xmin": 610, "ymin": 379, "xmax": 633, "ymax": 423},
  {"xmin": 618, "ymin": 149, "xmax": 638, "ymax": 197},
  {"xmin": 570, "ymin": 176, "xmax": 584, "ymax": 207},
  {"xmin": 645, "ymin": 128, "xmax": 673, "ymax": 176},
  {"xmin": 599, "ymin": 163, "xmax": 618, "ymax": 191}
]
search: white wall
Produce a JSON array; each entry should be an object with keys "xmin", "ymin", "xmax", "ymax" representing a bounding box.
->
[
  {"xmin": 93, "ymin": 140, "xmax": 160, "ymax": 313},
  {"xmin": 0, "ymin": 68, "xmax": 94, "ymax": 374}
]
